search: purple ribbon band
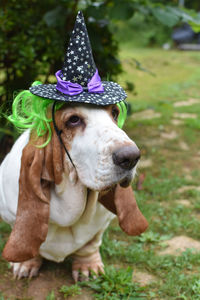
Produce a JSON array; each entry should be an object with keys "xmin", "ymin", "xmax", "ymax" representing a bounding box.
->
[{"xmin": 55, "ymin": 69, "xmax": 104, "ymax": 96}]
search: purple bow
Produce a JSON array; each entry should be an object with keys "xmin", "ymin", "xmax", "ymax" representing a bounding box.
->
[{"xmin": 55, "ymin": 69, "xmax": 104, "ymax": 96}]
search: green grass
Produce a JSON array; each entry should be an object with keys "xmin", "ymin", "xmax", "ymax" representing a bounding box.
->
[
  {"xmin": 79, "ymin": 267, "xmax": 147, "ymax": 299},
  {"xmin": 1, "ymin": 46, "xmax": 200, "ymax": 299},
  {"xmin": 119, "ymin": 48, "xmax": 200, "ymax": 106},
  {"xmin": 101, "ymin": 46, "xmax": 200, "ymax": 299},
  {"xmin": 59, "ymin": 284, "xmax": 81, "ymax": 298},
  {"xmin": 97, "ymin": 46, "xmax": 200, "ymax": 299}
]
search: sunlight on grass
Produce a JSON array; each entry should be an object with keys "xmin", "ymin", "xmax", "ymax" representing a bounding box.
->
[{"xmin": 119, "ymin": 48, "xmax": 200, "ymax": 107}]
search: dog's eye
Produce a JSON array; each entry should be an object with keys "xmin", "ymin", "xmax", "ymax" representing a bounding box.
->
[
  {"xmin": 112, "ymin": 106, "xmax": 119, "ymax": 121},
  {"xmin": 66, "ymin": 115, "xmax": 81, "ymax": 127}
]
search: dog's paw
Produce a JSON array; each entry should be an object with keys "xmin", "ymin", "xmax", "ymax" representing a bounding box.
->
[
  {"xmin": 10, "ymin": 256, "xmax": 43, "ymax": 279},
  {"xmin": 72, "ymin": 251, "xmax": 104, "ymax": 282}
]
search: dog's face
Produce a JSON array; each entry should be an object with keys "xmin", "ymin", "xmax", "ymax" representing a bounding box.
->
[{"xmin": 55, "ymin": 104, "xmax": 140, "ymax": 191}]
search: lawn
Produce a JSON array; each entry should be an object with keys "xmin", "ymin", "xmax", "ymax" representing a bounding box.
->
[{"xmin": 0, "ymin": 46, "xmax": 200, "ymax": 299}]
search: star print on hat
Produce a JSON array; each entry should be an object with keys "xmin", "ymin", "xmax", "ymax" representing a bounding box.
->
[
  {"xmin": 30, "ymin": 11, "xmax": 127, "ymax": 105},
  {"xmin": 61, "ymin": 11, "xmax": 96, "ymax": 86}
]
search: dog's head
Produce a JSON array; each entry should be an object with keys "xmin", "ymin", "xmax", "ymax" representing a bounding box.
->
[
  {"xmin": 54, "ymin": 103, "xmax": 140, "ymax": 191},
  {"xmin": 3, "ymin": 103, "xmax": 148, "ymax": 263}
]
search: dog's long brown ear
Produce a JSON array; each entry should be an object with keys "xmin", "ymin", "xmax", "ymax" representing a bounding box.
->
[
  {"xmin": 99, "ymin": 185, "xmax": 148, "ymax": 236},
  {"xmin": 2, "ymin": 132, "xmax": 64, "ymax": 262}
]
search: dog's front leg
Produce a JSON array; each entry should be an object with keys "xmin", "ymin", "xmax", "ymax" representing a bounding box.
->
[
  {"xmin": 72, "ymin": 230, "xmax": 104, "ymax": 282},
  {"xmin": 10, "ymin": 256, "xmax": 43, "ymax": 279}
]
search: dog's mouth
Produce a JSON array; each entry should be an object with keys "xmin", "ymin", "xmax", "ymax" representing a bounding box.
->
[
  {"xmin": 119, "ymin": 174, "xmax": 133, "ymax": 188},
  {"xmin": 119, "ymin": 178, "xmax": 131, "ymax": 188},
  {"xmin": 100, "ymin": 174, "xmax": 133, "ymax": 193}
]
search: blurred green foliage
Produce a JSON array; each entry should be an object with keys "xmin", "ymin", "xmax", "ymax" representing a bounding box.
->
[
  {"xmin": 114, "ymin": 13, "xmax": 172, "ymax": 47},
  {"xmin": 0, "ymin": 0, "xmax": 121, "ymax": 105},
  {"xmin": 1, "ymin": 0, "xmax": 200, "ymax": 105}
]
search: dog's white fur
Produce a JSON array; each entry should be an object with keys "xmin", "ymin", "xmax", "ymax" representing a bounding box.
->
[{"xmin": 0, "ymin": 105, "xmax": 139, "ymax": 280}]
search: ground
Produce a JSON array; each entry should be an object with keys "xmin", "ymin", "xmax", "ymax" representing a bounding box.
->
[{"xmin": 0, "ymin": 47, "xmax": 200, "ymax": 299}]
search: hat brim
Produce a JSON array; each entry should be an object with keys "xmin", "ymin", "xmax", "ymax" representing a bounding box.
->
[{"xmin": 29, "ymin": 81, "xmax": 127, "ymax": 106}]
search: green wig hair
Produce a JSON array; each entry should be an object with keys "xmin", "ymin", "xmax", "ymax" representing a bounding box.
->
[
  {"xmin": 8, "ymin": 81, "xmax": 127, "ymax": 148},
  {"xmin": 8, "ymin": 81, "xmax": 63, "ymax": 147},
  {"xmin": 116, "ymin": 101, "xmax": 127, "ymax": 129}
]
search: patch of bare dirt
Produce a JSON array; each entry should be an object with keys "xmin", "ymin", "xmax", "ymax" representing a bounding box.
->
[
  {"xmin": 132, "ymin": 270, "xmax": 157, "ymax": 286},
  {"xmin": 131, "ymin": 109, "xmax": 161, "ymax": 120},
  {"xmin": 173, "ymin": 112, "xmax": 197, "ymax": 119},
  {"xmin": 26, "ymin": 271, "xmax": 67, "ymax": 300},
  {"xmin": 175, "ymin": 199, "xmax": 191, "ymax": 207},
  {"xmin": 159, "ymin": 236, "xmax": 200, "ymax": 256},
  {"xmin": 0, "ymin": 260, "xmax": 93, "ymax": 300},
  {"xmin": 171, "ymin": 119, "xmax": 184, "ymax": 126},
  {"xmin": 138, "ymin": 158, "xmax": 153, "ymax": 169},
  {"xmin": 141, "ymin": 138, "xmax": 164, "ymax": 147},
  {"xmin": 173, "ymin": 98, "xmax": 200, "ymax": 107},
  {"xmin": 179, "ymin": 141, "xmax": 189, "ymax": 151},
  {"xmin": 181, "ymin": 169, "xmax": 193, "ymax": 181},
  {"xmin": 177, "ymin": 186, "xmax": 200, "ymax": 193},
  {"xmin": 193, "ymin": 155, "xmax": 200, "ymax": 163},
  {"xmin": 160, "ymin": 131, "xmax": 178, "ymax": 140}
]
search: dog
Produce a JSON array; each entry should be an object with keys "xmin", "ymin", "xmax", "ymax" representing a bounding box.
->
[{"xmin": 0, "ymin": 103, "xmax": 148, "ymax": 281}]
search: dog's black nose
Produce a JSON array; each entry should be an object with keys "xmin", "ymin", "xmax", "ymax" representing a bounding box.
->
[{"xmin": 112, "ymin": 145, "xmax": 140, "ymax": 170}]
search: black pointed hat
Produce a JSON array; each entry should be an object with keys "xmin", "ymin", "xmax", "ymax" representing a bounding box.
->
[{"xmin": 30, "ymin": 11, "xmax": 126, "ymax": 105}]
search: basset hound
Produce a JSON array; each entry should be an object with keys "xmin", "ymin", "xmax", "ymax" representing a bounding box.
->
[{"xmin": 0, "ymin": 103, "xmax": 148, "ymax": 281}]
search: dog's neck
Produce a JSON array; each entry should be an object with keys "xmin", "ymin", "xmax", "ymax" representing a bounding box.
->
[{"xmin": 49, "ymin": 172, "xmax": 99, "ymax": 227}]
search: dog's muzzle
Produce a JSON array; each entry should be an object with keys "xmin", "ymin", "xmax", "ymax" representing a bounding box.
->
[{"xmin": 112, "ymin": 145, "xmax": 140, "ymax": 188}]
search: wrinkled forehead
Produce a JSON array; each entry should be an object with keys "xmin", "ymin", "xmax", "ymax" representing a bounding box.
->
[{"xmin": 59, "ymin": 103, "xmax": 116, "ymax": 123}]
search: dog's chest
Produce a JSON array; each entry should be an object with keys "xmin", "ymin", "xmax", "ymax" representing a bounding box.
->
[
  {"xmin": 40, "ymin": 189, "xmax": 114, "ymax": 262},
  {"xmin": 49, "ymin": 174, "xmax": 88, "ymax": 227}
]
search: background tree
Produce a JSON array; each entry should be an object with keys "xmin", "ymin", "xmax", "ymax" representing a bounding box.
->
[{"xmin": 0, "ymin": 0, "xmax": 121, "ymax": 105}]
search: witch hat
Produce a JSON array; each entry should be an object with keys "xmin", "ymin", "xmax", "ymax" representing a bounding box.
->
[{"xmin": 30, "ymin": 11, "xmax": 126, "ymax": 105}]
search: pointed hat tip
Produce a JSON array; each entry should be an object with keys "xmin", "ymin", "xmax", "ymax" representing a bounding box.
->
[
  {"xmin": 76, "ymin": 11, "xmax": 85, "ymax": 23},
  {"xmin": 77, "ymin": 10, "xmax": 84, "ymax": 18}
]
